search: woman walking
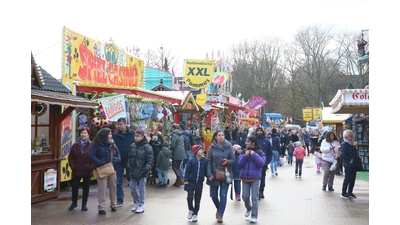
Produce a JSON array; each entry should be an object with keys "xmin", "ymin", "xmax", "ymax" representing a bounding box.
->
[
  {"xmin": 320, "ymin": 131, "xmax": 341, "ymax": 191},
  {"xmin": 237, "ymin": 135, "xmax": 266, "ymax": 223},
  {"xmin": 207, "ymin": 130, "xmax": 235, "ymax": 223}
]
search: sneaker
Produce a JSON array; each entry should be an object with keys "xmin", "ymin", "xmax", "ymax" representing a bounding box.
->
[
  {"xmin": 131, "ymin": 203, "xmax": 139, "ymax": 212},
  {"xmin": 348, "ymin": 193, "xmax": 357, "ymax": 199},
  {"xmin": 68, "ymin": 202, "xmax": 77, "ymax": 211},
  {"xmin": 135, "ymin": 204, "xmax": 144, "ymax": 213},
  {"xmin": 192, "ymin": 214, "xmax": 198, "ymax": 222},
  {"xmin": 111, "ymin": 207, "xmax": 117, "ymax": 212},
  {"xmin": 250, "ymin": 217, "xmax": 257, "ymax": 223},
  {"xmin": 322, "ymin": 186, "xmax": 326, "ymax": 191},
  {"xmin": 275, "ymin": 172, "xmax": 278, "ymax": 176},
  {"xmin": 116, "ymin": 202, "xmax": 123, "ymax": 207},
  {"xmin": 295, "ymin": 174, "xmax": 299, "ymax": 178},
  {"xmin": 157, "ymin": 181, "xmax": 163, "ymax": 186},
  {"xmin": 244, "ymin": 209, "xmax": 251, "ymax": 217},
  {"xmin": 317, "ymin": 171, "xmax": 321, "ymax": 174},
  {"xmin": 98, "ymin": 210, "xmax": 106, "ymax": 215},
  {"xmin": 271, "ymin": 173, "xmax": 275, "ymax": 177},
  {"xmin": 298, "ymin": 175, "xmax": 301, "ymax": 178},
  {"xmin": 81, "ymin": 203, "xmax": 88, "ymax": 211},
  {"xmin": 341, "ymin": 194, "xmax": 350, "ymax": 199},
  {"xmin": 187, "ymin": 210, "xmax": 194, "ymax": 219}
]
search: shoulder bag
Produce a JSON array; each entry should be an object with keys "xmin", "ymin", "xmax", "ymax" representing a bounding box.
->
[
  {"xmin": 96, "ymin": 150, "xmax": 115, "ymax": 178},
  {"xmin": 214, "ymin": 154, "xmax": 226, "ymax": 181}
]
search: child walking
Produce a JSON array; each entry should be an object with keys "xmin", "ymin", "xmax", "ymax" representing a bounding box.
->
[
  {"xmin": 232, "ymin": 144, "xmax": 243, "ymax": 201},
  {"xmin": 156, "ymin": 142, "xmax": 172, "ymax": 186},
  {"xmin": 286, "ymin": 140, "xmax": 294, "ymax": 165},
  {"xmin": 184, "ymin": 145, "xmax": 209, "ymax": 222},
  {"xmin": 314, "ymin": 147, "xmax": 322, "ymax": 174},
  {"xmin": 293, "ymin": 141, "xmax": 306, "ymax": 178}
]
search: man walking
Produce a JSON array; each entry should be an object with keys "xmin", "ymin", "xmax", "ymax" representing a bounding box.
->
[
  {"xmin": 112, "ymin": 117, "xmax": 135, "ymax": 207},
  {"xmin": 255, "ymin": 127, "xmax": 272, "ymax": 199}
]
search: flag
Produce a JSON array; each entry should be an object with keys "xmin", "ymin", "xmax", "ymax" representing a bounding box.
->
[
  {"xmin": 211, "ymin": 50, "xmax": 214, "ymax": 60},
  {"xmin": 205, "ymin": 52, "xmax": 209, "ymax": 60},
  {"xmin": 217, "ymin": 49, "xmax": 221, "ymax": 59}
]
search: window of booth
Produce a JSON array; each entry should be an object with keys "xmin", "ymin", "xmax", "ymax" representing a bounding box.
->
[{"xmin": 31, "ymin": 103, "xmax": 51, "ymax": 155}]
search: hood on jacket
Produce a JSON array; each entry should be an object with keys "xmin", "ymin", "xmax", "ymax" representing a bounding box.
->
[
  {"xmin": 211, "ymin": 139, "xmax": 232, "ymax": 150},
  {"xmin": 255, "ymin": 127, "xmax": 266, "ymax": 138},
  {"xmin": 171, "ymin": 129, "xmax": 182, "ymax": 136},
  {"xmin": 161, "ymin": 147, "xmax": 172, "ymax": 158}
]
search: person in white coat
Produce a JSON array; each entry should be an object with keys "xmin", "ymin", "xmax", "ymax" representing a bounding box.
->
[{"xmin": 320, "ymin": 131, "xmax": 341, "ymax": 191}]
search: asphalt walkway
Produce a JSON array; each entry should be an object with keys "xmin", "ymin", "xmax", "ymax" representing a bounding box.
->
[{"xmin": 31, "ymin": 155, "xmax": 369, "ymax": 225}]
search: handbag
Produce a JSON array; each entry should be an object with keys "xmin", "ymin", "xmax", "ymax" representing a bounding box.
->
[
  {"xmin": 96, "ymin": 150, "xmax": 115, "ymax": 178},
  {"xmin": 214, "ymin": 154, "xmax": 226, "ymax": 181},
  {"xmin": 356, "ymin": 155, "xmax": 364, "ymax": 171},
  {"xmin": 96, "ymin": 162, "xmax": 115, "ymax": 178}
]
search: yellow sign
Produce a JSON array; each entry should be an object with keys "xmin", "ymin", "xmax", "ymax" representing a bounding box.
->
[
  {"xmin": 196, "ymin": 93, "xmax": 207, "ymax": 106},
  {"xmin": 62, "ymin": 27, "xmax": 144, "ymax": 91},
  {"xmin": 302, "ymin": 108, "xmax": 313, "ymax": 121},
  {"xmin": 184, "ymin": 59, "xmax": 214, "ymax": 88},
  {"xmin": 313, "ymin": 107, "xmax": 323, "ymax": 121}
]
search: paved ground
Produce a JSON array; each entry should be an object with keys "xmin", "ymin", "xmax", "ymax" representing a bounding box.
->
[{"xmin": 31, "ymin": 156, "xmax": 369, "ymax": 225}]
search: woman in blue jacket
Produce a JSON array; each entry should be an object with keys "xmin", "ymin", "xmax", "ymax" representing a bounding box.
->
[{"xmin": 237, "ymin": 135, "xmax": 266, "ymax": 223}]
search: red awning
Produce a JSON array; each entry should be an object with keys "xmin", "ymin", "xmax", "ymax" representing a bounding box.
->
[
  {"xmin": 76, "ymin": 86, "xmax": 183, "ymax": 104},
  {"xmin": 224, "ymin": 102, "xmax": 258, "ymax": 115}
]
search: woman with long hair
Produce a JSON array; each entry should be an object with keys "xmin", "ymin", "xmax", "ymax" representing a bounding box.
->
[
  {"xmin": 237, "ymin": 135, "xmax": 266, "ymax": 223},
  {"xmin": 89, "ymin": 128, "xmax": 121, "ymax": 215},
  {"xmin": 320, "ymin": 131, "xmax": 341, "ymax": 191},
  {"xmin": 207, "ymin": 130, "xmax": 235, "ymax": 223}
]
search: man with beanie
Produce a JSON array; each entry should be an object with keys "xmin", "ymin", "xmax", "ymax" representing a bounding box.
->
[
  {"xmin": 255, "ymin": 127, "xmax": 272, "ymax": 199},
  {"xmin": 112, "ymin": 117, "xmax": 135, "ymax": 207}
]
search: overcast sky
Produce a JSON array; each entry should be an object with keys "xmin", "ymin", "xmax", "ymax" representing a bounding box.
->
[{"xmin": 30, "ymin": 0, "xmax": 369, "ymax": 79}]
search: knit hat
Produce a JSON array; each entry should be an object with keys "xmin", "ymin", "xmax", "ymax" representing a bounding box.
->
[
  {"xmin": 232, "ymin": 144, "xmax": 241, "ymax": 151},
  {"xmin": 192, "ymin": 145, "xmax": 203, "ymax": 155}
]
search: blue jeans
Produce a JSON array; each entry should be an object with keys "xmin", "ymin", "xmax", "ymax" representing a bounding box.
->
[
  {"xmin": 295, "ymin": 159, "xmax": 304, "ymax": 176},
  {"xmin": 287, "ymin": 153, "xmax": 293, "ymax": 164},
  {"xmin": 271, "ymin": 150, "xmax": 280, "ymax": 175},
  {"xmin": 157, "ymin": 168, "xmax": 169, "ymax": 184},
  {"xmin": 234, "ymin": 180, "xmax": 241, "ymax": 195},
  {"xmin": 130, "ymin": 177, "xmax": 146, "ymax": 204},
  {"xmin": 210, "ymin": 183, "xmax": 229, "ymax": 215},
  {"xmin": 242, "ymin": 180, "xmax": 260, "ymax": 219},
  {"xmin": 115, "ymin": 163, "xmax": 130, "ymax": 203}
]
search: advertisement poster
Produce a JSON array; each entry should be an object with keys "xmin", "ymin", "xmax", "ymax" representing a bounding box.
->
[
  {"xmin": 302, "ymin": 108, "xmax": 313, "ymax": 121},
  {"xmin": 61, "ymin": 27, "xmax": 145, "ymax": 91},
  {"xmin": 99, "ymin": 94, "xmax": 127, "ymax": 121},
  {"xmin": 184, "ymin": 59, "xmax": 214, "ymax": 88}
]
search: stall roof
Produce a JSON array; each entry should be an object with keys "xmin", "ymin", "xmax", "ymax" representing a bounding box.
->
[
  {"xmin": 31, "ymin": 53, "xmax": 97, "ymax": 109},
  {"xmin": 322, "ymin": 107, "xmax": 351, "ymax": 124},
  {"xmin": 329, "ymin": 89, "xmax": 369, "ymax": 114}
]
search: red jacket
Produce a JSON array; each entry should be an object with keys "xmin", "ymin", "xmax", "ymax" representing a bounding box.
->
[
  {"xmin": 293, "ymin": 146, "xmax": 306, "ymax": 160},
  {"xmin": 68, "ymin": 140, "xmax": 95, "ymax": 177}
]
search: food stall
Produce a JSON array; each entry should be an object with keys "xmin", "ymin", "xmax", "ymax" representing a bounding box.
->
[
  {"xmin": 31, "ymin": 53, "xmax": 98, "ymax": 204},
  {"xmin": 329, "ymin": 88, "xmax": 369, "ymax": 171},
  {"xmin": 321, "ymin": 107, "xmax": 352, "ymax": 135}
]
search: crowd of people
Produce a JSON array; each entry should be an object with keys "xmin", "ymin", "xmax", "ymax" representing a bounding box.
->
[{"xmin": 67, "ymin": 120, "xmax": 363, "ymax": 223}]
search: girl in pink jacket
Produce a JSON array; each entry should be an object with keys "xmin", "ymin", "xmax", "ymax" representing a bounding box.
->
[{"xmin": 293, "ymin": 141, "xmax": 306, "ymax": 178}]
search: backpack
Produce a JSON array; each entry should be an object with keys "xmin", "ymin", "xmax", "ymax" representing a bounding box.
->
[{"xmin": 182, "ymin": 132, "xmax": 191, "ymax": 150}]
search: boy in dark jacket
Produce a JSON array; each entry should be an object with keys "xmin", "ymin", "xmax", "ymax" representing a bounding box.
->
[
  {"xmin": 156, "ymin": 142, "xmax": 172, "ymax": 186},
  {"xmin": 184, "ymin": 145, "xmax": 209, "ymax": 222}
]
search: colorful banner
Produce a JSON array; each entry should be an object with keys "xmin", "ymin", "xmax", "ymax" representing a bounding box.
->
[
  {"xmin": 184, "ymin": 59, "xmax": 214, "ymax": 88},
  {"xmin": 243, "ymin": 96, "xmax": 268, "ymax": 110},
  {"xmin": 99, "ymin": 94, "xmax": 127, "ymax": 121},
  {"xmin": 302, "ymin": 108, "xmax": 313, "ymax": 122},
  {"xmin": 62, "ymin": 27, "xmax": 144, "ymax": 91}
]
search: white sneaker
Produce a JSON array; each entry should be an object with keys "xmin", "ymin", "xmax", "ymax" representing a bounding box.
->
[
  {"xmin": 191, "ymin": 214, "xmax": 198, "ymax": 222},
  {"xmin": 135, "ymin": 204, "xmax": 144, "ymax": 213},
  {"xmin": 295, "ymin": 174, "xmax": 299, "ymax": 178},
  {"xmin": 250, "ymin": 217, "xmax": 257, "ymax": 223},
  {"xmin": 131, "ymin": 203, "xmax": 139, "ymax": 212},
  {"xmin": 245, "ymin": 209, "xmax": 251, "ymax": 217},
  {"xmin": 271, "ymin": 173, "xmax": 275, "ymax": 177},
  {"xmin": 187, "ymin": 210, "xmax": 194, "ymax": 219}
]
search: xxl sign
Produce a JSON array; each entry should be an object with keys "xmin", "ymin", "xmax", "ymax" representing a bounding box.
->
[
  {"xmin": 62, "ymin": 27, "xmax": 144, "ymax": 90},
  {"xmin": 184, "ymin": 59, "xmax": 214, "ymax": 88}
]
